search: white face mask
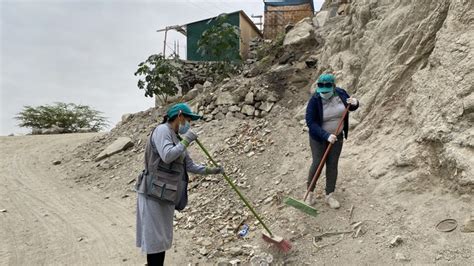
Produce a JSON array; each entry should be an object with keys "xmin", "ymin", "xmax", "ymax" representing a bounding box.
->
[{"xmin": 320, "ymin": 91, "xmax": 334, "ymax": 100}]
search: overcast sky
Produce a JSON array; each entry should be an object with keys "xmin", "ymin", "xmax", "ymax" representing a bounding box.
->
[{"xmin": 0, "ymin": 0, "xmax": 323, "ymax": 135}]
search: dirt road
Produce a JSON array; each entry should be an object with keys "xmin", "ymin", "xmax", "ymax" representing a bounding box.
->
[{"xmin": 0, "ymin": 134, "xmax": 145, "ymax": 265}]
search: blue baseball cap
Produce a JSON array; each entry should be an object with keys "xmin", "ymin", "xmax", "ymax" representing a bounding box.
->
[{"xmin": 167, "ymin": 103, "xmax": 202, "ymax": 121}]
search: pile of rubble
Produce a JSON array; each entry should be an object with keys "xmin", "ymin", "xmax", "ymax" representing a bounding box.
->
[
  {"xmin": 193, "ymin": 86, "xmax": 280, "ymax": 121},
  {"xmin": 176, "ymin": 60, "xmax": 239, "ymax": 93},
  {"xmin": 245, "ymin": 37, "xmax": 264, "ymax": 65}
]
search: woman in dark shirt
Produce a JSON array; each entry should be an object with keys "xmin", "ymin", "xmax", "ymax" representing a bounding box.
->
[{"xmin": 305, "ymin": 73, "xmax": 359, "ymax": 208}]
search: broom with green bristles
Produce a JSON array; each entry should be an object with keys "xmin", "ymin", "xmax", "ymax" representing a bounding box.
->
[
  {"xmin": 284, "ymin": 104, "xmax": 351, "ymax": 216},
  {"xmin": 195, "ymin": 139, "xmax": 292, "ymax": 252}
]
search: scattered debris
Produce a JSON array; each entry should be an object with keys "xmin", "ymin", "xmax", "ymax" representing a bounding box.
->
[
  {"xmin": 229, "ymin": 247, "xmax": 243, "ymax": 256},
  {"xmin": 313, "ymin": 232, "xmax": 349, "ymax": 250},
  {"xmin": 389, "ymin": 235, "xmax": 403, "ymax": 247},
  {"xmin": 238, "ymin": 224, "xmax": 249, "ymax": 237},
  {"xmin": 436, "ymin": 219, "xmax": 458, "ymax": 232},
  {"xmin": 395, "ymin": 252, "xmax": 410, "ymax": 262},
  {"xmin": 52, "ymin": 160, "xmax": 61, "ymax": 165},
  {"xmin": 314, "ymin": 230, "xmax": 354, "ymax": 240},
  {"xmin": 250, "ymin": 253, "xmax": 273, "ymax": 266},
  {"xmin": 349, "ymin": 205, "xmax": 354, "ymax": 222},
  {"xmin": 199, "ymin": 247, "xmax": 208, "ymax": 256},
  {"xmin": 229, "ymin": 259, "xmax": 241, "ymax": 266}
]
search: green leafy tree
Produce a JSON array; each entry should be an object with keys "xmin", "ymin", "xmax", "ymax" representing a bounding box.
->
[
  {"xmin": 197, "ymin": 14, "xmax": 241, "ymax": 77},
  {"xmin": 15, "ymin": 102, "xmax": 108, "ymax": 133},
  {"xmin": 134, "ymin": 54, "xmax": 180, "ymax": 103}
]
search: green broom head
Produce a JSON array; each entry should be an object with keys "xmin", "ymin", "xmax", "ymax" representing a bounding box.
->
[{"xmin": 284, "ymin": 197, "xmax": 319, "ymax": 217}]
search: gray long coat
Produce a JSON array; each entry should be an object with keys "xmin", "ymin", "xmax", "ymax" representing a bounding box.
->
[{"xmin": 136, "ymin": 123, "xmax": 206, "ymax": 254}]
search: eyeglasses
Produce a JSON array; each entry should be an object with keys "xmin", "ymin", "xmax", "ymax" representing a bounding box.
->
[{"xmin": 317, "ymin": 82, "xmax": 334, "ymax": 88}]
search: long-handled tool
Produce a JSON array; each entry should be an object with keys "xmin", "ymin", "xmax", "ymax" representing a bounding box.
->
[
  {"xmin": 284, "ymin": 104, "xmax": 351, "ymax": 216},
  {"xmin": 195, "ymin": 139, "xmax": 292, "ymax": 252}
]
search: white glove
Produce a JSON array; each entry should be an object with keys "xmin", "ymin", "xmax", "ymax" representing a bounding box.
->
[
  {"xmin": 327, "ymin": 134, "xmax": 337, "ymax": 144},
  {"xmin": 347, "ymin": 97, "xmax": 358, "ymax": 106}
]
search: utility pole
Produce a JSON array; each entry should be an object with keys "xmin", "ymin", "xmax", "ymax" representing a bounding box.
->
[
  {"xmin": 157, "ymin": 25, "xmax": 187, "ymax": 58},
  {"xmin": 251, "ymin": 14, "xmax": 263, "ymax": 31},
  {"xmin": 163, "ymin": 29, "xmax": 168, "ymax": 57}
]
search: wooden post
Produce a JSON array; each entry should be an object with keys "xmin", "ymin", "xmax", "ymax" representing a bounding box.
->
[{"xmin": 163, "ymin": 28, "xmax": 168, "ymax": 57}]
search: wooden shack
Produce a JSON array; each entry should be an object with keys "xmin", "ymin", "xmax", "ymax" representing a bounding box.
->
[
  {"xmin": 263, "ymin": 0, "xmax": 314, "ymax": 40},
  {"xmin": 186, "ymin": 10, "xmax": 262, "ymax": 61}
]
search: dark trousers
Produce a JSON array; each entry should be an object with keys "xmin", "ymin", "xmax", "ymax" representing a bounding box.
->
[
  {"xmin": 307, "ymin": 134, "xmax": 343, "ymax": 195},
  {"xmin": 147, "ymin": 251, "xmax": 165, "ymax": 266}
]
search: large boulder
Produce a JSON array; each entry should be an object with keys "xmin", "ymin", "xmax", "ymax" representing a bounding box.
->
[
  {"xmin": 184, "ymin": 88, "xmax": 199, "ymax": 101},
  {"xmin": 95, "ymin": 137, "xmax": 134, "ymax": 161},
  {"xmin": 215, "ymin": 92, "xmax": 239, "ymax": 105},
  {"xmin": 313, "ymin": 10, "xmax": 330, "ymax": 28},
  {"xmin": 283, "ymin": 18, "xmax": 314, "ymax": 46}
]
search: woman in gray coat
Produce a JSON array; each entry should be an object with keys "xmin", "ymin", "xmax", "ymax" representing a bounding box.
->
[{"xmin": 136, "ymin": 103, "xmax": 224, "ymax": 266}]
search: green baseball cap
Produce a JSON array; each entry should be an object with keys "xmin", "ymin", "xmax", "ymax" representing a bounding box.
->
[
  {"xmin": 167, "ymin": 103, "xmax": 202, "ymax": 121},
  {"xmin": 318, "ymin": 73, "xmax": 335, "ymax": 83},
  {"xmin": 316, "ymin": 73, "xmax": 335, "ymax": 93}
]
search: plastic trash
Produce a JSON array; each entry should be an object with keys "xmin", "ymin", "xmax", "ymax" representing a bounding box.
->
[{"xmin": 238, "ymin": 224, "xmax": 249, "ymax": 237}]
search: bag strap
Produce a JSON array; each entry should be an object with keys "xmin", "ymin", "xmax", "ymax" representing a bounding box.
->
[
  {"xmin": 149, "ymin": 127, "xmax": 158, "ymax": 155},
  {"xmin": 148, "ymin": 126, "xmax": 180, "ymax": 172}
]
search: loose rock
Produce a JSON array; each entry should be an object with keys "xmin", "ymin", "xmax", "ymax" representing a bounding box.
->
[
  {"xmin": 245, "ymin": 92, "xmax": 254, "ymax": 104},
  {"xmin": 389, "ymin": 235, "xmax": 403, "ymax": 247},
  {"xmin": 241, "ymin": 105, "xmax": 256, "ymax": 116},
  {"xmin": 460, "ymin": 217, "xmax": 474, "ymax": 233},
  {"xmin": 95, "ymin": 137, "xmax": 134, "ymax": 161},
  {"xmin": 395, "ymin": 252, "xmax": 409, "ymax": 262}
]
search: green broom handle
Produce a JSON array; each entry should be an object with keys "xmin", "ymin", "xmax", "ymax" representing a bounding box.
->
[{"xmin": 195, "ymin": 139, "xmax": 273, "ymax": 236}]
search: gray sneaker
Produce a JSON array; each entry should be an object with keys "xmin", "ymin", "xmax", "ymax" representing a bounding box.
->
[
  {"xmin": 325, "ymin": 193, "xmax": 340, "ymax": 209},
  {"xmin": 305, "ymin": 193, "xmax": 316, "ymax": 206}
]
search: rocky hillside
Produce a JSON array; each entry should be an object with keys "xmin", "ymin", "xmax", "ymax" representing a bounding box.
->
[
  {"xmin": 61, "ymin": 0, "xmax": 473, "ymax": 264},
  {"xmin": 315, "ymin": 0, "xmax": 473, "ymax": 195}
]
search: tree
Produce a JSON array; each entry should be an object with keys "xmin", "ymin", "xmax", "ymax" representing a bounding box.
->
[
  {"xmin": 134, "ymin": 54, "xmax": 180, "ymax": 103},
  {"xmin": 15, "ymin": 102, "xmax": 108, "ymax": 133},
  {"xmin": 197, "ymin": 14, "xmax": 241, "ymax": 77}
]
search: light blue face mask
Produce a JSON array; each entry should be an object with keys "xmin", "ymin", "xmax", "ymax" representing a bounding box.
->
[
  {"xmin": 320, "ymin": 91, "xmax": 334, "ymax": 100},
  {"xmin": 178, "ymin": 121, "xmax": 190, "ymax": 134}
]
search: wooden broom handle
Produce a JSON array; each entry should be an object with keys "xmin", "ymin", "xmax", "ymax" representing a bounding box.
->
[{"xmin": 304, "ymin": 104, "xmax": 351, "ymax": 200}]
